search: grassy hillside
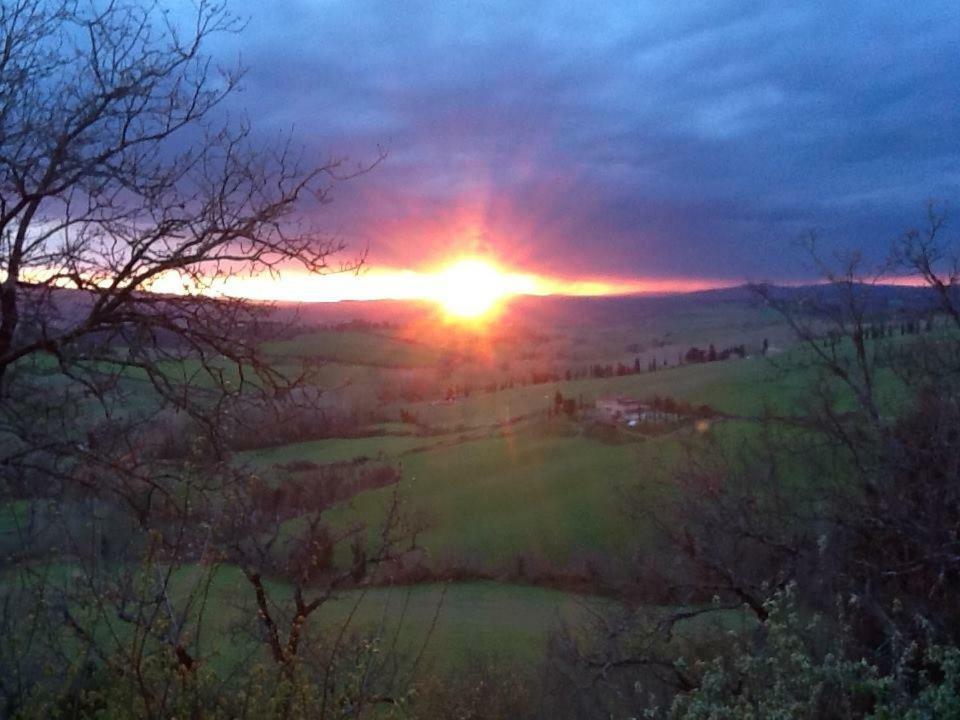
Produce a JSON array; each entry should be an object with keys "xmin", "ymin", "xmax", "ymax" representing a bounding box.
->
[
  {"xmin": 236, "ymin": 434, "xmax": 431, "ymax": 469},
  {"xmin": 279, "ymin": 578, "xmax": 593, "ymax": 666},
  {"xmin": 162, "ymin": 565, "xmax": 604, "ymax": 669},
  {"xmin": 264, "ymin": 330, "xmax": 447, "ymax": 368},
  {"xmin": 400, "ymin": 356, "xmax": 790, "ymax": 428},
  {"xmin": 327, "ymin": 430, "xmax": 681, "ymax": 573},
  {"xmin": 0, "ymin": 561, "xmax": 601, "ymax": 672}
]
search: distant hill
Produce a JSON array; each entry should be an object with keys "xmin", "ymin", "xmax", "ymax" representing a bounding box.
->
[
  {"xmin": 244, "ymin": 282, "xmax": 955, "ymax": 327},
  {"xmin": 493, "ymin": 283, "xmax": 946, "ymax": 328},
  {"xmin": 19, "ymin": 280, "xmax": 949, "ymax": 331}
]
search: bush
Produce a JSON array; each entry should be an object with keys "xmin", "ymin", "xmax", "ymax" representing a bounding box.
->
[{"xmin": 669, "ymin": 586, "xmax": 960, "ymax": 720}]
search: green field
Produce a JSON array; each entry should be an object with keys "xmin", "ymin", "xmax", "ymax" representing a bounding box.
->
[
  {"xmin": 327, "ymin": 429, "xmax": 680, "ymax": 572},
  {"xmin": 72, "ymin": 563, "xmax": 603, "ymax": 670},
  {"xmin": 0, "ymin": 562, "xmax": 600, "ymax": 672},
  {"xmin": 238, "ymin": 341, "xmax": 812, "ymax": 579},
  {"xmin": 7, "ymin": 560, "xmax": 746, "ymax": 675},
  {"xmin": 187, "ymin": 567, "xmax": 598, "ymax": 668},
  {"xmin": 236, "ymin": 434, "xmax": 433, "ymax": 469},
  {"xmin": 544, "ymin": 303, "xmax": 787, "ymax": 362},
  {"xmin": 400, "ymin": 356, "xmax": 791, "ymax": 428},
  {"xmin": 264, "ymin": 329, "xmax": 447, "ymax": 368},
  {"xmin": 7, "ymin": 295, "xmax": 846, "ymax": 673}
]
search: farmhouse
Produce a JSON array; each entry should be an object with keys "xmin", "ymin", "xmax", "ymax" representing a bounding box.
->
[
  {"xmin": 595, "ymin": 396, "xmax": 644, "ymax": 420},
  {"xmin": 595, "ymin": 396, "xmax": 680, "ymax": 425}
]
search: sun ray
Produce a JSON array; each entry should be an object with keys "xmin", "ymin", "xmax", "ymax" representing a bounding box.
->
[{"xmin": 426, "ymin": 257, "xmax": 536, "ymax": 320}]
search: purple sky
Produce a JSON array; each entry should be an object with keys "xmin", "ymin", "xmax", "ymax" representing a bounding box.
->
[{"xmin": 200, "ymin": 1, "xmax": 960, "ymax": 284}]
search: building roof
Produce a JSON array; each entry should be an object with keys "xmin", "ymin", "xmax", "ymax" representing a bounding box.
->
[{"xmin": 597, "ymin": 395, "xmax": 643, "ymax": 405}]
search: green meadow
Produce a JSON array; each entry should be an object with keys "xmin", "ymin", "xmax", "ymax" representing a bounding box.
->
[
  {"xmin": 237, "ymin": 434, "xmax": 434, "ymax": 469},
  {"xmin": 185, "ymin": 567, "xmax": 597, "ymax": 669},
  {"xmin": 328, "ymin": 431, "xmax": 676, "ymax": 572},
  {"xmin": 264, "ymin": 329, "xmax": 446, "ymax": 368},
  {"xmin": 9, "ymin": 293, "xmax": 889, "ymax": 676},
  {"xmin": 399, "ymin": 356, "xmax": 787, "ymax": 428}
]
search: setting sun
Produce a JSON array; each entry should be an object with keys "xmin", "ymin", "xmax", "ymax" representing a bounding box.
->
[{"xmin": 428, "ymin": 257, "xmax": 532, "ymax": 319}]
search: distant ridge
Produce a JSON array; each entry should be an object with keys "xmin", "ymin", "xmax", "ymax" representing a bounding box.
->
[{"xmin": 25, "ymin": 280, "xmax": 948, "ymax": 328}]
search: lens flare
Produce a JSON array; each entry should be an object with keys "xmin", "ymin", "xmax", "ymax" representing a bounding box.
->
[{"xmin": 428, "ymin": 257, "xmax": 518, "ymax": 319}]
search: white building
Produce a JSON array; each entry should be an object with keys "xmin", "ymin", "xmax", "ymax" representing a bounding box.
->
[{"xmin": 595, "ymin": 396, "xmax": 678, "ymax": 424}]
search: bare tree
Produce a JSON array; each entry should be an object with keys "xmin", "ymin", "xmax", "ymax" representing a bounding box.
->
[
  {"xmin": 0, "ymin": 2, "xmax": 415, "ymax": 716},
  {"xmin": 0, "ymin": 0, "xmax": 372, "ymax": 422},
  {"xmin": 548, "ymin": 207, "xmax": 960, "ymax": 718}
]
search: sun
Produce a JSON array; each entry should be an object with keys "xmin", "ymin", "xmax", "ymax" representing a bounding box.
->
[{"xmin": 430, "ymin": 257, "xmax": 515, "ymax": 319}]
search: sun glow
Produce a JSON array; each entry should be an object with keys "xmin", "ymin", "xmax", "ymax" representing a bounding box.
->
[
  {"xmin": 427, "ymin": 257, "xmax": 532, "ymax": 319},
  {"xmin": 72, "ymin": 256, "xmax": 741, "ymax": 310}
]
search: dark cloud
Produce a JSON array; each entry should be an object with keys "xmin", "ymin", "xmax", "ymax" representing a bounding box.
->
[{"xmin": 203, "ymin": 0, "xmax": 960, "ymax": 281}]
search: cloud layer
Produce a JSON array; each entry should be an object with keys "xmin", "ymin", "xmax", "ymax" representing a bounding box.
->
[{"xmin": 209, "ymin": 0, "xmax": 960, "ymax": 282}]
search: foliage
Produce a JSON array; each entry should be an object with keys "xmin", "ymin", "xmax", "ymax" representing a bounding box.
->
[
  {"xmin": 670, "ymin": 587, "xmax": 960, "ymax": 720},
  {"xmin": 12, "ymin": 642, "xmax": 414, "ymax": 720},
  {"xmin": 547, "ymin": 207, "xmax": 960, "ymax": 719},
  {"xmin": 411, "ymin": 654, "xmax": 540, "ymax": 720}
]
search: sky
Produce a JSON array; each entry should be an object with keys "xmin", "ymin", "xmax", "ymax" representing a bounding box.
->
[{"xmin": 199, "ymin": 0, "xmax": 960, "ymax": 295}]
